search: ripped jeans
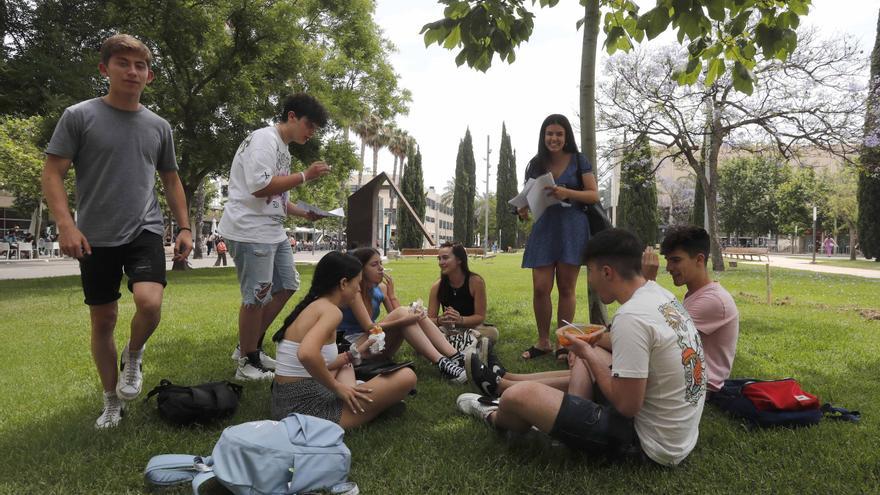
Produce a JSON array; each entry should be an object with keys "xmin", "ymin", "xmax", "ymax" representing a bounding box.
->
[{"xmin": 226, "ymin": 238, "xmax": 300, "ymax": 306}]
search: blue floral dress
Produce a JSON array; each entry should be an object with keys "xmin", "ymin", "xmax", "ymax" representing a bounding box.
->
[{"xmin": 522, "ymin": 153, "xmax": 591, "ymax": 268}]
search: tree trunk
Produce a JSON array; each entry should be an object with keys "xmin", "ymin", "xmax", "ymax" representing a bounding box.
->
[
  {"xmin": 850, "ymin": 224, "xmax": 858, "ymax": 260},
  {"xmin": 372, "ymin": 146, "xmax": 379, "ymax": 177},
  {"xmin": 191, "ymin": 178, "xmax": 207, "ymax": 259},
  {"xmin": 705, "ymin": 102, "xmax": 726, "ymax": 271},
  {"xmin": 579, "ymin": 1, "xmax": 608, "ymax": 326}
]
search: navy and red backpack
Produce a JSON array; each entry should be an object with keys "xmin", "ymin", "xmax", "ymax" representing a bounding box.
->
[{"xmin": 711, "ymin": 378, "xmax": 859, "ymax": 428}]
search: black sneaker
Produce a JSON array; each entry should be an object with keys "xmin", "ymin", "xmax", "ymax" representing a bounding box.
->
[
  {"xmin": 486, "ymin": 344, "xmax": 507, "ymax": 378},
  {"xmin": 438, "ymin": 357, "xmax": 467, "ymax": 384},
  {"xmin": 465, "ymin": 350, "xmax": 501, "ymax": 398}
]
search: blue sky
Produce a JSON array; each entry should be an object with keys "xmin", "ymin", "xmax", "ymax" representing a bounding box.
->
[{"xmin": 371, "ymin": 0, "xmax": 879, "ymax": 194}]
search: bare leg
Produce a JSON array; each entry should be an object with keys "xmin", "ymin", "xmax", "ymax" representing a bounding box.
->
[
  {"xmin": 498, "ymin": 376, "xmax": 569, "ymax": 394},
  {"xmin": 129, "ymin": 281, "xmax": 164, "ymax": 351},
  {"xmin": 90, "ymin": 302, "xmax": 119, "ymax": 393},
  {"xmin": 258, "ymin": 289, "xmax": 293, "ymax": 347},
  {"xmin": 555, "ymin": 263, "xmax": 581, "ymax": 330},
  {"xmin": 492, "ymin": 381, "xmax": 565, "ymax": 433},
  {"xmin": 238, "ymin": 304, "xmax": 264, "ymax": 355},
  {"xmin": 525, "ymin": 265, "xmax": 556, "ymax": 358},
  {"xmin": 339, "ymin": 367, "xmax": 417, "ymax": 429}
]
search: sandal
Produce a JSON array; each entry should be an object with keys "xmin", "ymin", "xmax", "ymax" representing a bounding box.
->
[
  {"xmin": 554, "ymin": 348, "xmax": 569, "ymax": 361},
  {"xmin": 521, "ymin": 346, "xmax": 551, "ymax": 359}
]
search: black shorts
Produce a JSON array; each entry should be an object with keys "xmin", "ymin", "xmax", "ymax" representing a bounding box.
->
[
  {"xmin": 549, "ymin": 392, "xmax": 645, "ymax": 460},
  {"xmin": 79, "ymin": 231, "xmax": 167, "ymax": 305}
]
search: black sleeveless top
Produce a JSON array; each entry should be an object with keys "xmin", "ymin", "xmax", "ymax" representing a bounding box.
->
[{"xmin": 439, "ymin": 273, "xmax": 475, "ymax": 316}]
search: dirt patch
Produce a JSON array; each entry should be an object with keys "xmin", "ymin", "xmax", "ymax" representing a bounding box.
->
[
  {"xmin": 859, "ymin": 309, "xmax": 880, "ymax": 321},
  {"xmin": 735, "ymin": 292, "xmax": 792, "ymax": 306}
]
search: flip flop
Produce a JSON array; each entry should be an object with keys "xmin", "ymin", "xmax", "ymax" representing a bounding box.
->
[
  {"xmin": 521, "ymin": 346, "xmax": 551, "ymax": 359},
  {"xmin": 554, "ymin": 348, "xmax": 569, "ymax": 361}
]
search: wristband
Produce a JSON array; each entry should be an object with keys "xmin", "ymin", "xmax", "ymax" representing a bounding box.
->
[
  {"xmin": 300, "ymin": 171, "xmax": 307, "ymax": 183},
  {"xmin": 177, "ymin": 227, "xmax": 191, "ymax": 234}
]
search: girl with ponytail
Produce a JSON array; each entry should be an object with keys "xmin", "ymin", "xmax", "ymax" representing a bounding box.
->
[{"xmin": 270, "ymin": 251, "xmax": 417, "ymax": 428}]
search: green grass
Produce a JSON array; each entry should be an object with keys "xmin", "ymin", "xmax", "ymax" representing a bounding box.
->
[
  {"xmin": 1, "ymin": 254, "xmax": 879, "ymax": 494},
  {"xmin": 808, "ymin": 258, "xmax": 880, "ymax": 271}
]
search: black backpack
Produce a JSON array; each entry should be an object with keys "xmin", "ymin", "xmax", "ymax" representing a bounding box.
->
[{"xmin": 145, "ymin": 379, "xmax": 243, "ymax": 426}]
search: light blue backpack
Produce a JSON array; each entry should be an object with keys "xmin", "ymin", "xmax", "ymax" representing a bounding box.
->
[{"xmin": 144, "ymin": 414, "xmax": 351, "ymax": 494}]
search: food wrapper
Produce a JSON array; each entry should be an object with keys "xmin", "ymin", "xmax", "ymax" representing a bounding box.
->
[
  {"xmin": 369, "ymin": 327, "xmax": 386, "ymax": 353},
  {"xmin": 556, "ymin": 323, "xmax": 605, "ymax": 346}
]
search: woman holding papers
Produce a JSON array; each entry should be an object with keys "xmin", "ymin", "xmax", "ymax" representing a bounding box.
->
[{"xmin": 518, "ymin": 114, "xmax": 599, "ymax": 360}]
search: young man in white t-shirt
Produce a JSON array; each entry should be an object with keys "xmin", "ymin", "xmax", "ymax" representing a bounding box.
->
[
  {"xmin": 458, "ymin": 228, "xmax": 707, "ymax": 466},
  {"xmin": 218, "ymin": 93, "xmax": 331, "ymax": 380},
  {"xmin": 642, "ymin": 225, "xmax": 739, "ymax": 395}
]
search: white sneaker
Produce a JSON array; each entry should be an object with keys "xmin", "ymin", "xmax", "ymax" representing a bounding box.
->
[
  {"xmin": 116, "ymin": 343, "xmax": 144, "ymax": 401},
  {"xmin": 231, "ymin": 345, "xmax": 277, "ymax": 371},
  {"xmin": 234, "ymin": 357, "xmax": 275, "ymax": 381},
  {"xmin": 456, "ymin": 393, "xmax": 497, "ymax": 423},
  {"xmin": 95, "ymin": 391, "xmax": 125, "ymax": 429}
]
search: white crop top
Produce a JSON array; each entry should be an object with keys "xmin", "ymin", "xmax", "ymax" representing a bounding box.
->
[{"xmin": 275, "ymin": 339, "xmax": 338, "ymax": 378}]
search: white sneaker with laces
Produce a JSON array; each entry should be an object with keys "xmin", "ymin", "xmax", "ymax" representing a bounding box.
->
[
  {"xmin": 95, "ymin": 391, "xmax": 125, "ymax": 429},
  {"xmin": 456, "ymin": 392, "xmax": 497, "ymax": 423},
  {"xmin": 235, "ymin": 357, "xmax": 275, "ymax": 381},
  {"xmin": 231, "ymin": 345, "xmax": 277, "ymax": 371},
  {"xmin": 116, "ymin": 343, "xmax": 144, "ymax": 401}
]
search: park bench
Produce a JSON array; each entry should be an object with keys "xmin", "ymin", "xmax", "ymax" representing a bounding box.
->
[
  {"xmin": 401, "ymin": 247, "xmax": 486, "ymax": 259},
  {"xmin": 722, "ymin": 247, "xmax": 770, "ymax": 267}
]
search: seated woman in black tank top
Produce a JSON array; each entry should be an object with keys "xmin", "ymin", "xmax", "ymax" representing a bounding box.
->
[{"xmin": 428, "ymin": 242, "xmax": 488, "ymax": 331}]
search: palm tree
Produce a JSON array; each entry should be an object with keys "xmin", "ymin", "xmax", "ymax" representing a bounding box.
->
[
  {"xmin": 363, "ymin": 117, "xmax": 389, "ymax": 179},
  {"xmin": 352, "ymin": 117, "xmax": 372, "ymax": 188},
  {"xmin": 440, "ymin": 177, "xmax": 455, "ymax": 206}
]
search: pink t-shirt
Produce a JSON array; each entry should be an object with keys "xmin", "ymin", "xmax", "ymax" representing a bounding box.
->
[{"xmin": 684, "ymin": 282, "xmax": 739, "ymax": 392}]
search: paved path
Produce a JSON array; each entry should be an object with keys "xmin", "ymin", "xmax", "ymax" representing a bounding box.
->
[
  {"xmin": 733, "ymin": 254, "xmax": 880, "ymax": 279},
  {"xmin": 0, "ymin": 250, "xmax": 333, "ymax": 280}
]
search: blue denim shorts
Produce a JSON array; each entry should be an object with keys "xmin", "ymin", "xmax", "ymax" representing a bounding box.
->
[{"xmin": 226, "ymin": 238, "xmax": 300, "ymax": 306}]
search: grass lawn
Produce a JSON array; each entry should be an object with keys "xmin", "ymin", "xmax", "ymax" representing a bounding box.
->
[
  {"xmin": 809, "ymin": 258, "xmax": 880, "ymax": 271},
  {"xmin": 1, "ymin": 254, "xmax": 878, "ymax": 494}
]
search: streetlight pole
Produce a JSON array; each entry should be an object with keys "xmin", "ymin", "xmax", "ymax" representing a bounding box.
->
[{"xmin": 484, "ymin": 134, "xmax": 491, "ymax": 253}]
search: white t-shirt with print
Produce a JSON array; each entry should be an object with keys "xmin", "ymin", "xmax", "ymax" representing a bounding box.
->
[
  {"xmin": 610, "ymin": 281, "xmax": 707, "ymax": 466},
  {"xmin": 219, "ymin": 126, "xmax": 291, "ymax": 244}
]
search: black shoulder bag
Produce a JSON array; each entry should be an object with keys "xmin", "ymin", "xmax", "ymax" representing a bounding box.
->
[
  {"xmin": 145, "ymin": 379, "xmax": 243, "ymax": 426},
  {"xmin": 573, "ymin": 153, "xmax": 612, "ymax": 236}
]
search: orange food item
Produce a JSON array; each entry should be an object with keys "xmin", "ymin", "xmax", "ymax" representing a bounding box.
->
[
  {"xmin": 556, "ymin": 324, "xmax": 605, "ymax": 346},
  {"xmin": 370, "ymin": 325, "xmax": 383, "ymax": 335}
]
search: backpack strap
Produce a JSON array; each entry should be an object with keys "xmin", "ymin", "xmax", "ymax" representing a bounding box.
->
[{"xmin": 821, "ymin": 403, "xmax": 861, "ymax": 423}]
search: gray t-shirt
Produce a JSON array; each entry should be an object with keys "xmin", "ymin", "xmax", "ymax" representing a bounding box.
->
[{"xmin": 45, "ymin": 97, "xmax": 177, "ymax": 247}]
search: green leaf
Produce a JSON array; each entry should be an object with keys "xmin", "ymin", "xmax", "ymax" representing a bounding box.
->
[
  {"xmin": 637, "ymin": 6, "xmax": 671, "ymax": 40},
  {"xmin": 789, "ymin": 0, "xmax": 810, "ymax": 16},
  {"xmin": 682, "ymin": 56, "xmax": 702, "ymax": 85},
  {"xmin": 444, "ymin": 2, "xmax": 471, "ymax": 20},
  {"xmin": 732, "ymin": 61, "xmax": 754, "ymax": 95},
  {"xmin": 704, "ymin": 57, "xmax": 724, "ymax": 86},
  {"xmin": 705, "ymin": 0, "xmax": 725, "ymax": 22},
  {"xmin": 443, "ymin": 25, "xmax": 462, "ymax": 49},
  {"xmin": 726, "ymin": 8, "xmax": 751, "ymax": 37}
]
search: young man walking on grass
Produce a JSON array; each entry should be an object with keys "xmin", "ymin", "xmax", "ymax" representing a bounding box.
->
[
  {"xmin": 41, "ymin": 34, "xmax": 192, "ymax": 429},
  {"xmin": 218, "ymin": 93, "xmax": 330, "ymax": 381},
  {"xmin": 458, "ymin": 229, "xmax": 707, "ymax": 466}
]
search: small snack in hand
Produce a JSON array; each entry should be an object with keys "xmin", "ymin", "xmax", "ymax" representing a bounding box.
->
[
  {"xmin": 369, "ymin": 325, "xmax": 386, "ymax": 354},
  {"xmin": 410, "ymin": 299, "xmax": 424, "ymax": 314},
  {"xmin": 556, "ymin": 323, "xmax": 606, "ymax": 346}
]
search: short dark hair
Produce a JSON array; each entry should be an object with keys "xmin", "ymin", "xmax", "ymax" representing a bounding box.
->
[
  {"xmin": 582, "ymin": 228, "xmax": 644, "ymax": 280},
  {"xmin": 280, "ymin": 93, "xmax": 328, "ymax": 127},
  {"xmin": 660, "ymin": 225, "xmax": 710, "ymax": 261},
  {"xmin": 100, "ymin": 34, "xmax": 152, "ymax": 66}
]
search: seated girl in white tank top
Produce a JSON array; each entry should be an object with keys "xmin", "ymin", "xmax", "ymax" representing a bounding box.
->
[{"xmin": 269, "ymin": 251, "xmax": 416, "ymax": 429}]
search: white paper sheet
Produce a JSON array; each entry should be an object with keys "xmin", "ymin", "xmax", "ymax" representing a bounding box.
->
[
  {"xmin": 524, "ymin": 172, "xmax": 565, "ymax": 222},
  {"xmin": 296, "ymin": 201, "xmax": 345, "ymax": 218}
]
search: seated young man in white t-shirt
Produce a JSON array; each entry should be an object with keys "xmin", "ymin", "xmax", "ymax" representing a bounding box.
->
[
  {"xmin": 642, "ymin": 225, "xmax": 739, "ymax": 396},
  {"xmin": 457, "ymin": 228, "xmax": 707, "ymax": 466}
]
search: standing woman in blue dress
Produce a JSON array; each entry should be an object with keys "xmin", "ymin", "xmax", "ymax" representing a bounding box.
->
[{"xmin": 518, "ymin": 114, "xmax": 599, "ymax": 360}]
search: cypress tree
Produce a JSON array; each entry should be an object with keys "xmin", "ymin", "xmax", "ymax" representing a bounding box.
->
[
  {"xmin": 495, "ymin": 123, "xmax": 518, "ymax": 251},
  {"xmin": 453, "ymin": 138, "xmax": 469, "ymax": 243},
  {"xmin": 617, "ymin": 134, "xmax": 659, "ymax": 246},
  {"xmin": 462, "ymin": 129, "xmax": 478, "ymax": 245},
  {"xmin": 397, "ymin": 147, "xmax": 426, "ymax": 249},
  {"xmin": 858, "ymin": 10, "xmax": 880, "ymax": 261}
]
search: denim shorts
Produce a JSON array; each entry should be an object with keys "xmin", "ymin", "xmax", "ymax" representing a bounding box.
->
[
  {"xmin": 549, "ymin": 392, "xmax": 644, "ymax": 460},
  {"xmin": 226, "ymin": 238, "xmax": 300, "ymax": 306}
]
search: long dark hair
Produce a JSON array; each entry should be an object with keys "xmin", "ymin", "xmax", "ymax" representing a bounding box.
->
[
  {"xmin": 438, "ymin": 241, "xmax": 477, "ymax": 304},
  {"xmin": 523, "ymin": 114, "xmax": 580, "ymax": 182},
  {"xmin": 272, "ymin": 251, "xmax": 362, "ymax": 342},
  {"xmin": 349, "ymin": 247, "xmax": 381, "ymax": 311}
]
